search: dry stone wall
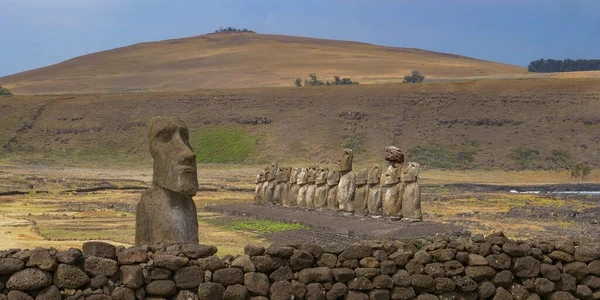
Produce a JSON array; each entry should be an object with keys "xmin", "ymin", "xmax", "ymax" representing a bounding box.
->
[{"xmin": 1, "ymin": 233, "xmax": 600, "ymax": 300}]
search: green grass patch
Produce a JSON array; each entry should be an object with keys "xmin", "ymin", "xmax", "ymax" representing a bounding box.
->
[
  {"xmin": 407, "ymin": 142, "xmax": 477, "ymax": 169},
  {"xmin": 225, "ymin": 220, "xmax": 308, "ymax": 234},
  {"xmin": 190, "ymin": 127, "xmax": 257, "ymax": 163},
  {"xmin": 344, "ymin": 132, "xmax": 367, "ymax": 154}
]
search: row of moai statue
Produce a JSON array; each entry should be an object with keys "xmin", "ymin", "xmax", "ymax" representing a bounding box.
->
[{"xmin": 254, "ymin": 147, "xmax": 422, "ymax": 222}]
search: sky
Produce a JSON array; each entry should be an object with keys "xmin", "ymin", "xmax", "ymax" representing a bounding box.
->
[{"xmin": 1, "ymin": 0, "xmax": 599, "ymax": 77}]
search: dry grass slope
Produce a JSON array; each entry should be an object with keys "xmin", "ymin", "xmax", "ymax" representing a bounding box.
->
[{"xmin": 0, "ymin": 33, "xmax": 526, "ymax": 94}]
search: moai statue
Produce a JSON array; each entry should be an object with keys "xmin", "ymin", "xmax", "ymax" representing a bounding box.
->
[
  {"xmin": 296, "ymin": 168, "xmax": 309, "ymax": 207},
  {"xmin": 263, "ymin": 163, "xmax": 279, "ymax": 204},
  {"xmin": 382, "ymin": 146, "xmax": 404, "ymax": 218},
  {"xmin": 136, "ymin": 116, "xmax": 199, "ymax": 246},
  {"xmin": 259, "ymin": 167, "xmax": 269, "ymax": 203},
  {"xmin": 288, "ymin": 167, "xmax": 300, "ymax": 207},
  {"xmin": 367, "ymin": 164, "xmax": 383, "ymax": 215},
  {"xmin": 281, "ymin": 167, "xmax": 291, "ymax": 206},
  {"xmin": 401, "ymin": 162, "xmax": 422, "ymax": 222},
  {"xmin": 326, "ymin": 170, "xmax": 341, "ymax": 210},
  {"xmin": 314, "ymin": 167, "xmax": 329, "ymax": 208},
  {"xmin": 337, "ymin": 149, "xmax": 356, "ymax": 212},
  {"xmin": 353, "ymin": 168, "xmax": 369, "ymax": 213},
  {"xmin": 273, "ymin": 167, "xmax": 286, "ymax": 205},
  {"xmin": 305, "ymin": 166, "xmax": 318, "ymax": 209},
  {"xmin": 254, "ymin": 169, "xmax": 267, "ymax": 204}
]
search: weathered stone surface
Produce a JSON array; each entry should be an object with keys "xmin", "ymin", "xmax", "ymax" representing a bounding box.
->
[
  {"xmin": 424, "ymin": 262, "xmax": 445, "ymax": 278},
  {"xmin": 468, "ymin": 254, "xmax": 488, "ymax": 266},
  {"xmin": 503, "ymin": 243, "xmax": 529, "ymax": 257},
  {"xmin": 317, "ymin": 253, "xmax": 338, "ymax": 268},
  {"xmin": 290, "ymin": 250, "xmax": 315, "ymax": 271},
  {"xmin": 563, "ymin": 262, "xmax": 589, "ymax": 281},
  {"xmin": 444, "ymin": 260, "xmax": 465, "ymax": 276},
  {"xmin": 270, "ymin": 266, "xmax": 293, "ymax": 282},
  {"xmin": 372, "ymin": 274, "xmax": 393, "ymax": 289},
  {"xmin": 82, "ymin": 241, "xmax": 116, "ymax": 259},
  {"xmin": 244, "ymin": 245, "xmax": 265, "ymax": 256},
  {"xmin": 355, "ymin": 267, "xmax": 380, "ymax": 278},
  {"xmin": 270, "ymin": 280, "xmax": 294, "ymax": 300},
  {"xmin": 213, "ymin": 268, "xmax": 244, "ymax": 286},
  {"xmin": 197, "ymin": 255, "xmax": 225, "ymax": 272},
  {"xmin": 487, "ymin": 254, "xmax": 512, "ymax": 270},
  {"xmin": 26, "ymin": 248, "xmax": 57, "ymax": 271},
  {"xmin": 153, "ymin": 254, "xmax": 189, "ymax": 271},
  {"xmin": 231, "ymin": 255, "xmax": 255, "ymax": 273},
  {"xmin": 534, "ymin": 278, "xmax": 555, "ymax": 295},
  {"xmin": 55, "ymin": 248, "xmax": 82, "ymax": 265},
  {"xmin": 509, "ymin": 283, "xmax": 530, "ymax": 300},
  {"xmin": 430, "ymin": 249, "xmax": 456, "ymax": 262},
  {"xmin": 151, "ymin": 267, "xmax": 172, "ymax": 279},
  {"xmin": 174, "ymin": 266, "xmax": 204, "ymax": 289},
  {"xmin": 332, "ymin": 268, "xmax": 355, "ymax": 283},
  {"xmin": 112, "ymin": 287, "xmax": 135, "ymax": 300},
  {"xmin": 574, "ymin": 244, "xmax": 600, "ymax": 263},
  {"xmin": 6, "ymin": 268, "xmax": 52, "ymax": 290},
  {"xmin": 84, "ymin": 256, "xmax": 118, "ymax": 276},
  {"xmin": 575, "ymin": 284, "xmax": 592, "ymax": 299},
  {"xmin": 292, "ymin": 280, "xmax": 307, "ymax": 299},
  {"xmin": 175, "ymin": 290, "xmax": 198, "ymax": 300},
  {"xmin": 581, "ymin": 275, "xmax": 600, "ymax": 289},
  {"xmin": 266, "ymin": 245, "xmax": 294, "ymax": 259},
  {"xmin": 299, "ymin": 267, "xmax": 334, "ymax": 283},
  {"xmin": 389, "ymin": 251, "xmax": 411, "ymax": 267},
  {"xmin": 117, "ymin": 247, "xmax": 147, "ymax": 265},
  {"xmin": 493, "ymin": 270, "xmax": 515, "ymax": 288},
  {"xmin": 348, "ymin": 277, "xmax": 374, "ymax": 291},
  {"xmin": 539, "ymin": 264, "xmax": 560, "ymax": 281},
  {"xmin": 326, "ymin": 282, "xmax": 347, "ymax": 300},
  {"xmin": 0, "ymin": 258, "xmax": 25, "ymax": 274},
  {"xmin": 511, "ymin": 256, "xmax": 540, "ymax": 278},
  {"xmin": 453, "ymin": 275, "xmax": 478, "ymax": 292},
  {"xmin": 381, "ymin": 260, "xmax": 396, "ymax": 275},
  {"xmin": 221, "ymin": 284, "xmax": 248, "ymax": 300},
  {"xmin": 360, "ymin": 257, "xmax": 380, "ymax": 268},
  {"xmin": 145, "ymin": 280, "xmax": 177, "ymax": 297},
  {"xmin": 492, "ymin": 287, "xmax": 513, "ymax": 300},
  {"xmin": 477, "ymin": 280, "xmax": 496, "ymax": 298},
  {"xmin": 410, "ymin": 274, "xmax": 434, "ymax": 293},
  {"xmin": 253, "ymin": 256, "xmax": 279, "ymax": 273},
  {"xmin": 392, "ymin": 270, "xmax": 410, "ymax": 287},
  {"xmin": 181, "ymin": 244, "xmax": 217, "ymax": 259},
  {"xmin": 34, "ymin": 285, "xmax": 60, "ymax": 300},
  {"xmin": 306, "ymin": 283, "xmax": 326, "ymax": 300},
  {"xmin": 391, "ymin": 287, "xmax": 415, "ymax": 300},
  {"xmin": 547, "ymin": 291, "xmax": 577, "ymax": 300},
  {"xmin": 465, "ymin": 266, "xmax": 496, "ymax": 281},
  {"xmin": 197, "ymin": 282, "xmax": 225, "ymax": 300},
  {"xmin": 340, "ymin": 245, "xmax": 373, "ymax": 261},
  {"xmin": 556, "ymin": 273, "xmax": 576, "ymax": 292},
  {"xmin": 548, "ymin": 251, "xmax": 574, "ymax": 263},
  {"xmin": 405, "ymin": 260, "xmax": 424, "ymax": 275},
  {"xmin": 54, "ymin": 264, "xmax": 90, "ymax": 289},
  {"xmin": 243, "ymin": 272, "xmax": 269, "ymax": 296},
  {"xmin": 7, "ymin": 290, "xmax": 33, "ymax": 300}
]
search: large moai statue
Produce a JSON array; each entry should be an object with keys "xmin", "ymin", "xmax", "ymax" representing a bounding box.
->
[
  {"xmin": 305, "ymin": 166, "xmax": 318, "ymax": 209},
  {"xmin": 136, "ymin": 116, "xmax": 199, "ymax": 247},
  {"xmin": 287, "ymin": 167, "xmax": 300, "ymax": 207},
  {"xmin": 263, "ymin": 163, "xmax": 278, "ymax": 204},
  {"xmin": 353, "ymin": 168, "xmax": 369, "ymax": 213},
  {"xmin": 326, "ymin": 170, "xmax": 341, "ymax": 210},
  {"xmin": 273, "ymin": 167, "xmax": 286, "ymax": 204},
  {"xmin": 401, "ymin": 162, "xmax": 422, "ymax": 222},
  {"xmin": 314, "ymin": 167, "xmax": 329, "ymax": 208},
  {"xmin": 367, "ymin": 164, "xmax": 383, "ymax": 215},
  {"xmin": 382, "ymin": 146, "xmax": 404, "ymax": 218},
  {"xmin": 337, "ymin": 149, "xmax": 356, "ymax": 212},
  {"xmin": 254, "ymin": 169, "xmax": 267, "ymax": 204},
  {"xmin": 281, "ymin": 167, "xmax": 291, "ymax": 206},
  {"xmin": 296, "ymin": 168, "xmax": 309, "ymax": 207}
]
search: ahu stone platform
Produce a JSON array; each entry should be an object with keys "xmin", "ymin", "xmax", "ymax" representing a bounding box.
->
[{"xmin": 204, "ymin": 204, "xmax": 463, "ymax": 241}]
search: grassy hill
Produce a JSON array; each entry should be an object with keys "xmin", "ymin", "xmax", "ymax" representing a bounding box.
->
[
  {"xmin": 0, "ymin": 33, "xmax": 526, "ymax": 95},
  {"xmin": 1, "ymin": 78, "xmax": 599, "ymax": 170}
]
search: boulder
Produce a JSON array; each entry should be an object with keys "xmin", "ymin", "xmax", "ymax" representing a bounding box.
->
[
  {"xmin": 197, "ymin": 282, "xmax": 225, "ymax": 300},
  {"xmin": 391, "ymin": 287, "xmax": 415, "ymax": 300},
  {"xmin": 231, "ymin": 255, "xmax": 255, "ymax": 273},
  {"xmin": 534, "ymin": 278, "xmax": 555, "ymax": 295},
  {"xmin": 244, "ymin": 245, "xmax": 265, "ymax": 256},
  {"xmin": 332, "ymin": 268, "xmax": 355, "ymax": 283},
  {"xmin": 299, "ymin": 267, "xmax": 333, "ymax": 283},
  {"xmin": 244, "ymin": 272, "xmax": 269, "ymax": 297},
  {"xmin": 53, "ymin": 264, "xmax": 90, "ymax": 289},
  {"xmin": 265, "ymin": 245, "xmax": 294, "ymax": 259},
  {"xmin": 465, "ymin": 266, "xmax": 496, "ymax": 281},
  {"xmin": 212, "ymin": 268, "xmax": 244, "ymax": 286},
  {"xmin": 175, "ymin": 290, "xmax": 198, "ymax": 300},
  {"xmin": 6, "ymin": 268, "xmax": 52, "ymax": 290},
  {"xmin": 289, "ymin": 250, "xmax": 315, "ymax": 271},
  {"xmin": 153, "ymin": 254, "xmax": 189, "ymax": 271},
  {"xmin": 7, "ymin": 291, "xmax": 33, "ymax": 300},
  {"xmin": 174, "ymin": 266, "xmax": 204, "ymax": 289},
  {"xmin": 574, "ymin": 244, "xmax": 600, "ymax": 263},
  {"xmin": 182, "ymin": 244, "xmax": 217, "ymax": 259},
  {"xmin": 306, "ymin": 283, "xmax": 326, "ymax": 300},
  {"xmin": 511, "ymin": 256, "xmax": 540, "ymax": 278},
  {"xmin": 410, "ymin": 274, "xmax": 434, "ymax": 293},
  {"xmin": 26, "ymin": 248, "xmax": 57, "ymax": 271},
  {"xmin": 270, "ymin": 280, "xmax": 294, "ymax": 300},
  {"xmin": 145, "ymin": 280, "xmax": 177, "ymax": 297},
  {"xmin": 540, "ymin": 263, "xmax": 561, "ymax": 281},
  {"xmin": 84, "ymin": 256, "xmax": 118, "ymax": 277},
  {"xmin": 35, "ymin": 285, "xmax": 60, "ymax": 300},
  {"xmin": 435, "ymin": 277, "xmax": 456, "ymax": 293},
  {"xmin": 339, "ymin": 245, "xmax": 372, "ymax": 261},
  {"xmin": 348, "ymin": 277, "xmax": 373, "ymax": 291},
  {"xmin": 116, "ymin": 247, "xmax": 147, "ymax": 265},
  {"xmin": 120, "ymin": 265, "xmax": 143, "ymax": 289},
  {"xmin": 563, "ymin": 262, "xmax": 589, "ymax": 281},
  {"xmin": 55, "ymin": 248, "xmax": 82, "ymax": 265},
  {"xmin": 269, "ymin": 266, "xmax": 293, "ymax": 282},
  {"xmin": 112, "ymin": 287, "xmax": 136, "ymax": 300},
  {"xmin": 0, "ymin": 258, "xmax": 25, "ymax": 275},
  {"xmin": 82, "ymin": 241, "xmax": 116, "ymax": 259},
  {"xmin": 477, "ymin": 281, "xmax": 496, "ymax": 299}
]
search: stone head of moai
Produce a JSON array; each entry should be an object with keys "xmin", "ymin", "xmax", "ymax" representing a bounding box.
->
[
  {"xmin": 356, "ymin": 168, "xmax": 368, "ymax": 186},
  {"xmin": 276, "ymin": 167, "xmax": 286, "ymax": 183},
  {"xmin": 290, "ymin": 167, "xmax": 299, "ymax": 184},
  {"xmin": 315, "ymin": 167, "xmax": 328, "ymax": 184},
  {"xmin": 384, "ymin": 161, "xmax": 400, "ymax": 185},
  {"xmin": 339, "ymin": 148, "xmax": 354, "ymax": 172},
  {"xmin": 282, "ymin": 167, "xmax": 291, "ymax": 182},
  {"xmin": 307, "ymin": 166, "xmax": 317, "ymax": 184},
  {"xmin": 255, "ymin": 170, "xmax": 264, "ymax": 184},
  {"xmin": 368, "ymin": 164, "xmax": 382, "ymax": 185},
  {"xmin": 148, "ymin": 116, "xmax": 198, "ymax": 197},
  {"xmin": 401, "ymin": 162, "xmax": 420, "ymax": 183},
  {"xmin": 267, "ymin": 163, "xmax": 278, "ymax": 181},
  {"xmin": 327, "ymin": 170, "xmax": 341, "ymax": 186},
  {"xmin": 297, "ymin": 168, "xmax": 308, "ymax": 185}
]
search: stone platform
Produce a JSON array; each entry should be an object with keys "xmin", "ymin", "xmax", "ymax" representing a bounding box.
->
[{"xmin": 204, "ymin": 204, "xmax": 464, "ymax": 241}]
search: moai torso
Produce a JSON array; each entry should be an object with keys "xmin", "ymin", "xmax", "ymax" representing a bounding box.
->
[
  {"xmin": 273, "ymin": 167, "xmax": 286, "ymax": 205},
  {"xmin": 296, "ymin": 168, "xmax": 309, "ymax": 207},
  {"xmin": 314, "ymin": 167, "xmax": 329, "ymax": 208},
  {"xmin": 401, "ymin": 162, "xmax": 422, "ymax": 222},
  {"xmin": 306, "ymin": 167, "xmax": 318, "ymax": 209},
  {"xmin": 264, "ymin": 163, "xmax": 278, "ymax": 204},
  {"xmin": 326, "ymin": 170, "xmax": 341, "ymax": 210},
  {"xmin": 353, "ymin": 168, "xmax": 369, "ymax": 213},
  {"xmin": 367, "ymin": 164, "xmax": 383, "ymax": 215},
  {"xmin": 288, "ymin": 167, "xmax": 300, "ymax": 207},
  {"xmin": 337, "ymin": 149, "xmax": 356, "ymax": 212},
  {"xmin": 382, "ymin": 161, "xmax": 403, "ymax": 217}
]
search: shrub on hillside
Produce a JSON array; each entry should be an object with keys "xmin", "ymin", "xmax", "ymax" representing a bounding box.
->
[
  {"xmin": 0, "ymin": 86, "xmax": 12, "ymax": 95},
  {"xmin": 509, "ymin": 146, "xmax": 540, "ymax": 170},
  {"xmin": 214, "ymin": 27, "xmax": 255, "ymax": 33},
  {"xmin": 295, "ymin": 74, "xmax": 358, "ymax": 87},
  {"xmin": 403, "ymin": 70, "xmax": 425, "ymax": 83},
  {"xmin": 571, "ymin": 162, "xmax": 592, "ymax": 183},
  {"xmin": 546, "ymin": 149, "xmax": 572, "ymax": 170},
  {"xmin": 407, "ymin": 143, "xmax": 477, "ymax": 169}
]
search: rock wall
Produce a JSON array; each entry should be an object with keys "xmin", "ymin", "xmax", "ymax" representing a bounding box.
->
[{"xmin": 1, "ymin": 233, "xmax": 600, "ymax": 300}]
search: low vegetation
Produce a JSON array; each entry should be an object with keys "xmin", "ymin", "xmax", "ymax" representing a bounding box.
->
[
  {"xmin": 571, "ymin": 162, "xmax": 592, "ymax": 183},
  {"xmin": 190, "ymin": 127, "xmax": 257, "ymax": 163},
  {"xmin": 225, "ymin": 220, "xmax": 308, "ymax": 234},
  {"xmin": 295, "ymin": 73, "xmax": 358, "ymax": 87},
  {"xmin": 528, "ymin": 58, "xmax": 600, "ymax": 72},
  {"xmin": 344, "ymin": 133, "xmax": 367, "ymax": 154},
  {"xmin": 407, "ymin": 142, "xmax": 477, "ymax": 169},
  {"xmin": 0, "ymin": 86, "xmax": 12, "ymax": 95},
  {"xmin": 509, "ymin": 146, "xmax": 540, "ymax": 170},
  {"xmin": 403, "ymin": 70, "xmax": 425, "ymax": 83},
  {"xmin": 546, "ymin": 149, "xmax": 573, "ymax": 170},
  {"xmin": 214, "ymin": 27, "xmax": 254, "ymax": 33}
]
